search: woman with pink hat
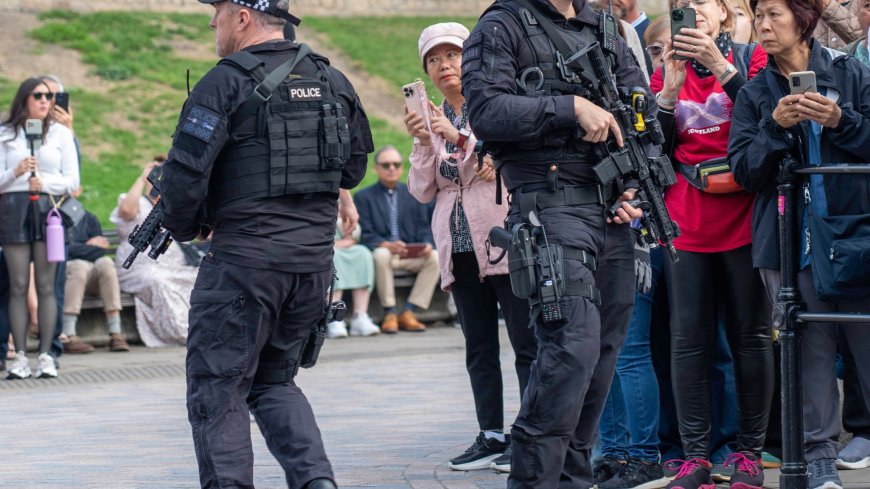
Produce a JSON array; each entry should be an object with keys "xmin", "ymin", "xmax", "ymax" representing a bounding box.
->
[{"xmin": 404, "ymin": 22, "xmax": 538, "ymax": 474}]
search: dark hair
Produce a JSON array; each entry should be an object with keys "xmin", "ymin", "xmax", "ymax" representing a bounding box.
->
[
  {"xmin": 2, "ymin": 78, "xmax": 53, "ymax": 142},
  {"xmin": 751, "ymin": 0, "xmax": 822, "ymax": 44}
]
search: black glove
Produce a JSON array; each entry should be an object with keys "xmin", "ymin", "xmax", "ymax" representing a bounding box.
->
[{"xmin": 634, "ymin": 237, "xmax": 652, "ymax": 294}]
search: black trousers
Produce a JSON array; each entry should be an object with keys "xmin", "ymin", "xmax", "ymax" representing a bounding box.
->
[
  {"xmin": 186, "ymin": 255, "xmax": 333, "ymax": 489},
  {"xmin": 506, "ymin": 204, "xmax": 614, "ymax": 489},
  {"xmin": 665, "ymin": 246, "xmax": 773, "ymax": 459},
  {"xmin": 450, "ymin": 252, "xmax": 537, "ymax": 432}
]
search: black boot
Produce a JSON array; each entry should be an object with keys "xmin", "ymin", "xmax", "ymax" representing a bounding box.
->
[{"xmin": 303, "ymin": 478, "xmax": 337, "ymax": 489}]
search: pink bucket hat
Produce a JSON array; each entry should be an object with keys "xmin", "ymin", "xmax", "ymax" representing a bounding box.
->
[{"xmin": 418, "ymin": 22, "xmax": 470, "ymax": 67}]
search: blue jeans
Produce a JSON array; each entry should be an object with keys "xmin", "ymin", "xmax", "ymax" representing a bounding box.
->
[{"xmin": 598, "ymin": 246, "xmax": 663, "ymax": 462}]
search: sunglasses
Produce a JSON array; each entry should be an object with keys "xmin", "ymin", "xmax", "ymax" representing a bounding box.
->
[
  {"xmin": 378, "ymin": 162, "xmax": 402, "ymax": 170},
  {"xmin": 31, "ymin": 92, "xmax": 55, "ymax": 101},
  {"xmin": 646, "ymin": 45, "xmax": 664, "ymax": 57}
]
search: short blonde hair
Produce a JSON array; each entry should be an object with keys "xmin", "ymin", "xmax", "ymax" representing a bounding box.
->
[
  {"xmin": 669, "ymin": 0, "xmax": 735, "ymax": 34},
  {"xmin": 644, "ymin": 15, "xmax": 671, "ymax": 46},
  {"xmin": 726, "ymin": 0, "xmax": 758, "ymax": 42}
]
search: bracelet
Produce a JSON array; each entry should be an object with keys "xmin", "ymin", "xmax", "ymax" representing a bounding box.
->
[{"xmin": 655, "ymin": 92, "xmax": 677, "ymax": 107}]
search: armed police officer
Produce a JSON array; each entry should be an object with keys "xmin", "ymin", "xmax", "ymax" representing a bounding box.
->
[
  {"xmin": 463, "ymin": 0, "xmax": 662, "ymax": 487},
  {"xmin": 158, "ymin": 1, "xmax": 373, "ymax": 488}
]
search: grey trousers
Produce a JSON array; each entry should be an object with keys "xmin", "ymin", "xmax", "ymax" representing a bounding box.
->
[{"xmin": 760, "ymin": 268, "xmax": 870, "ymax": 461}]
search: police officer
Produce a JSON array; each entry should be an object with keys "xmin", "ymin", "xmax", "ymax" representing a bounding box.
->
[
  {"xmin": 462, "ymin": 0, "xmax": 653, "ymax": 486},
  {"xmin": 158, "ymin": 1, "xmax": 373, "ymax": 488}
]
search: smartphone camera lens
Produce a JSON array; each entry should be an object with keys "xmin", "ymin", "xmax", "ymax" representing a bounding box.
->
[
  {"xmin": 403, "ymin": 87, "xmax": 413, "ymax": 97},
  {"xmin": 672, "ymin": 10, "xmax": 683, "ymax": 21},
  {"xmin": 791, "ymin": 76, "xmax": 801, "ymax": 86}
]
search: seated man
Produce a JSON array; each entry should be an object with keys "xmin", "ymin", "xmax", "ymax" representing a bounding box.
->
[
  {"xmin": 354, "ymin": 146, "xmax": 438, "ymax": 333},
  {"xmin": 62, "ymin": 194, "xmax": 129, "ymax": 353}
]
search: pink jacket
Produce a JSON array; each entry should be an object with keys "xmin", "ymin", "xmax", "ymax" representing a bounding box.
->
[{"xmin": 408, "ymin": 129, "xmax": 510, "ymax": 291}]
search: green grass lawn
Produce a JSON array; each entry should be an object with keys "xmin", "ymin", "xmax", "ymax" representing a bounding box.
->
[{"xmin": 1, "ymin": 12, "xmax": 458, "ymax": 223}]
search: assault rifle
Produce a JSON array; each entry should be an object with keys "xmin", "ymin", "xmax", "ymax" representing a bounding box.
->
[
  {"xmin": 122, "ymin": 166, "xmax": 172, "ymax": 269},
  {"xmin": 559, "ymin": 40, "xmax": 682, "ymax": 262}
]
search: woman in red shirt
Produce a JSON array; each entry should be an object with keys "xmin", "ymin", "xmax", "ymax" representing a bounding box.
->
[{"xmin": 650, "ymin": 0, "xmax": 774, "ymax": 488}]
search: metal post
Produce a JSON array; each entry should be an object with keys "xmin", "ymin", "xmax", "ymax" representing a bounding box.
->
[{"xmin": 776, "ymin": 158, "xmax": 808, "ymax": 489}]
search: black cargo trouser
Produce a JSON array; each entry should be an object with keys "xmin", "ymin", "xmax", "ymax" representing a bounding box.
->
[
  {"xmin": 506, "ymin": 203, "xmax": 611, "ymax": 489},
  {"xmin": 186, "ymin": 254, "xmax": 333, "ymax": 489}
]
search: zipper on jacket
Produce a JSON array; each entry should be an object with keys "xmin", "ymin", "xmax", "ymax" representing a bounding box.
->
[{"xmin": 804, "ymin": 185, "xmax": 811, "ymax": 255}]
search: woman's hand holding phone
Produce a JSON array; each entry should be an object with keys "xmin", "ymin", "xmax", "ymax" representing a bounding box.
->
[
  {"xmin": 428, "ymin": 101, "xmax": 461, "ymax": 145},
  {"xmin": 404, "ymin": 106, "xmax": 433, "ymax": 146},
  {"xmin": 672, "ymin": 28, "xmax": 727, "ymax": 73},
  {"xmin": 661, "ymin": 39, "xmax": 689, "ymax": 100}
]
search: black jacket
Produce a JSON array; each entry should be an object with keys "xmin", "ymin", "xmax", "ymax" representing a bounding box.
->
[
  {"xmin": 67, "ymin": 211, "xmax": 106, "ymax": 263},
  {"xmin": 160, "ymin": 40, "xmax": 373, "ymax": 273},
  {"xmin": 728, "ymin": 39, "xmax": 870, "ymax": 270},
  {"xmin": 461, "ymin": 0, "xmax": 656, "ymax": 190},
  {"xmin": 354, "ymin": 182, "xmax": 434, "ymax": 251}
]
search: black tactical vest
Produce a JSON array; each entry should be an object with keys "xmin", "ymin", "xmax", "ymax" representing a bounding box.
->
[
  {"xmin": 210, "ymin": 48, "xmax": 350, "ymax": 209},
  {"xmin": 482, "ymin": 1, "xmax": 611, "ymax": 165}
]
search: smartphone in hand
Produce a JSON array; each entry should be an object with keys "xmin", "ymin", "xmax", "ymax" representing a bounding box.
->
[
  {"xmin": 54, "ymin": 92, "xmax": 70, "ymax": 112},
  {"xmin": 789, "ymin": 71, "xmax": 817, "ymax": 95},
  {"xmin": 402, "ymin": 243, "xmax": 428, "ymax": 259},
  {"xmin": 671, "ymin": 8, "xmax": 697, "ymax": 61},
  {"xmin": 402, "ymin": 79, "xmax": 431, "ymax": 131}
]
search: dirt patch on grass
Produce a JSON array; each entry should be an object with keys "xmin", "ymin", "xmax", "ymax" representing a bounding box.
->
[{"xmin": 0, "ymin": 12, "xmax": 115, "ymax": 91}]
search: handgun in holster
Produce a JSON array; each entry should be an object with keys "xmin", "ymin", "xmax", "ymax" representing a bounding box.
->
[{"xmin": 299, "ymin": 300, "xmax": 347, "ymax": 370}]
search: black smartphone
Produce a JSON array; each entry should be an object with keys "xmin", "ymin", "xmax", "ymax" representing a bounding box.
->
[
  {"xmin": 671, "ymin": 8, "xmax": 697, "ymax": 61},
  {"xmin": 54, "ymin": 92, "xmax": 69, "ymax": 112}
]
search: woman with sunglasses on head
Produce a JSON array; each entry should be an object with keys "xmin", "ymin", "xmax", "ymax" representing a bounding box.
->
[
  {"xmin": 0, "ymin": 78, "xmax": 79, "ymax": 379},
  {"xmin": 729, "ymin": 0, "xmax": 870, "ymax": 486},
  {"xmin": 404, "ymin": 22, "xmax": 537, "ymax": 474},
  {"xmin": 650, "ymin": 0, "xmax": 774, "ymax": 486}
]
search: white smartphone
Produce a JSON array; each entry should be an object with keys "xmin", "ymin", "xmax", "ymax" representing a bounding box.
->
[
  {"xmin": 24, "ymin": 119, "xmax": 43, "ymax": 153},
  {"xmin": 789, "ymin": 71, "xmax": 817, "ymax": 95},
  {"xmin": 402, "ymin": 79, "xmax": 431, "ymax": 131}
]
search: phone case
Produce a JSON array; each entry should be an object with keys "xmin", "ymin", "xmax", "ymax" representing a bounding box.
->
[
  {"xmin": 671, "ymin": 8, "xmax": 697, "ymax": 61},
  {"xmin": 402, "ymin": 79, "xmax": 431, "ymax": 131},
  {"xmin": 789, "ymin": 71, "xmax": 817, "ymax": 95},
  {"xmin": 55, "ymin": 92, "xmax": 69, "ymax": 112}
]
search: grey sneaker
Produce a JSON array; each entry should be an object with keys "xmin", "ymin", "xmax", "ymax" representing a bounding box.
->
[
  {"xmin": 6, "ymin": 351, "xmax": 31, "ymax": 379},
  {"xmin": 837, "ymin": 436, "xmax": 870, "ymax": 470},
  {"xmin": 808, "ymin": 458, "xmax": 843, "ymax": 489},
  {"xmin": 36, "ymin": 352, "xmax": 58, "ymax": 378}
]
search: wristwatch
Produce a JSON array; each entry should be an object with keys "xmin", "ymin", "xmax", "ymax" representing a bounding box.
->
[
  {"xmin": 456, "ymin": 127, "xmax": 471, "ymax": 149},
  {"xmin": 717, "ymin": 63, "xmax": 736, "ymax": 83}
]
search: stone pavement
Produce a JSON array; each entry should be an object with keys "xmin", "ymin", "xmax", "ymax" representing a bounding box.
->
[{"xmin": 1, "ymin": 326, "xmax": 868, "ymax": 488}]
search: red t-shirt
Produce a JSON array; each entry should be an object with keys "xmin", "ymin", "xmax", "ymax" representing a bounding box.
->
[{"xmin": 650, "ymin": 45, "xmax": 767, "ymax": 253}]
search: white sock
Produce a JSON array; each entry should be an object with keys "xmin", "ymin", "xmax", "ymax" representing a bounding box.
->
[{"xmin": 484, "ymin": 430, "xmax": 505, "ymax": 442}]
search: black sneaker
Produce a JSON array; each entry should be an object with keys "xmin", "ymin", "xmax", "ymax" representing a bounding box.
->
[
  {"xmin": 448, "ymin": 432, "xmax": 508, "ymax": 471},
  {"xmin": 490, "ymin": 443, "xmax": 511, "ymax": 473},
  {"xmin": 595, "ymin": 455, "xmax": 628, "ymax": 485},
  {"xmin": 600, "ymin": 458, "xmax": 670, "ymax": 489},
  {"xmin": 664, "ymin": 459, "xmax": 716, "ymax": 489},
  {"xmin": 726, "ymin": 451, "xmax": 764, "ymax": 489}
]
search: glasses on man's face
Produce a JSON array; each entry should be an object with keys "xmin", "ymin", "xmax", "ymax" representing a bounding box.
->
[
  {"xmin": 675, "ymin": 0, "xmax": 710, "ymax": 9},
  {"xmin": 647, "ymin": 44, "xmax": 664, "ymax": 57},
  {"xmin": 378, "ymin": 162, "xmax": 402, "ymax": 170},
  {"xmin": 31, "ymin": 92, "xmax": 54, "ymax": 101}
]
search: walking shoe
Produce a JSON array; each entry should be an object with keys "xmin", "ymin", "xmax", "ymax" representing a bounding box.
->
[
  {"xmin": 326, "ymin": 321, "xmax": 348, "ymax": 339},
  {"xmin": 349, "ymin": 313, "xmax": 380, "ymax": 336},
  {"xmin": 808, "ymin": 458, "xmax": 842, "ymax": 489},
  {"xmin": 397, "ymin": 310, "xmax": 426, "ymax": 332},
  {"xmin": 594, "ymin": 455, "xmax": 627, "ymax": 485},
  {"xmin": 600, "ymin": 458, "xmax": 670, "ymax": 489},
  {"xmin": 108, "ymin": 333, "xmax": 131, "ymax": 352},
  {"xmin": 490, "ymin": 442, "xmax": 512, "ymax": 473},
  {"xmin": 664, "ymin": 459, "xmax": 715, "ymax": 489},
  {"xmin": 711, "ymin": 461, "xmax": 735, "ymax": 482},
  {"xmin": 6, "ymin": 351, "xmax": 31, "ymax": 379},
  {"xmin": 36, "ymin": 352, "xmax": 58, "ymax": 378},
  {"xmin": 762, "ymin": 451, "xmax": 782, "ymax": 468},
  {"xmin": 380, "ymin": 312, "xmax": 398, "ymax": 334},
  {"xmin": 63, "ymin": 335, "xmax": 95, "ymax": 354},
  {"xmin": 837, "ymin": 436, "xmax": 870, "ymax": 469},
  {"xmin": 448, "ymin": 432, "xmax": 508, "ymax": 471},
  {"xmin": 724, "ymin": 451, "xmax": 764, "ymax": 489}
]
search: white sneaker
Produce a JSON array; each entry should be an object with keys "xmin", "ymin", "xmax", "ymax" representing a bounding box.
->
[
  {"xmin": 36, "ymin": 352, "xmax": 58, "ymax": 378},
  {"xmin": 6, "ymin": 351, "xmax": 31, "ymax": 379},
  {"xmin": 326, "ymin": 321, "xmax": 348, "ymax": 339},
  {"xmin": 350, "ymin": 313, "xmax": 380, "ymax": 336}
]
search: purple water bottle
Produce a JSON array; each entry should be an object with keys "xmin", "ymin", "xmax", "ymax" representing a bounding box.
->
[{"xmin": 46, "ymin": 209, "xmax": 65, "ymax": 263}]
